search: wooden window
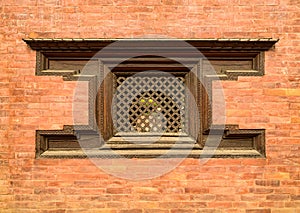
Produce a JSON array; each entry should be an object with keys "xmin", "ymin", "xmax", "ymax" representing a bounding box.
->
[
  {"xmin": 99, "ymin": 58, "xmax": 202, "ymax": 150},
  {"xmin": 24, "ymin": 38, "xmax": 278, "ymax": 158}
]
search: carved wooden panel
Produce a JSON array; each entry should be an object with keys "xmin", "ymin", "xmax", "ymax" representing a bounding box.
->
[
  {"xmin": 23, "ymin": 38, "xmax": 278, "ymax": 158},
  {"xmin": 114, "ymin": 75, "xmax": 186, "ymax": 133}
]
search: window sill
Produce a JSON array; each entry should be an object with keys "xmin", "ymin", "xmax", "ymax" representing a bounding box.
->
[{"xmin": 40, "ymin": 148, "xmax": 264, "ymax": 159}]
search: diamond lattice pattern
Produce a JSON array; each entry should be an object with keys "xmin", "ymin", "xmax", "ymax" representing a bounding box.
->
[{"xmin": 113, "ymin": 75, "xmax": 186, "ymax": 134}]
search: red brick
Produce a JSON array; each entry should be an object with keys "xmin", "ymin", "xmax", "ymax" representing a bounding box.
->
[
  {"xmin": 170, "ymin": 209, "xmax": 197, "ymax": 213},
  {"xmin": 264, "ymin": 172, "xmax": 290, "ymax": 180},
  {"xmin": 263, "ymin": 89, "xmax": 287, "ymax": 96},
  {"xmin": 191, "ymin": 194, "xmax": 216, "ymax": 201},
  {"xmin": 242, "ymin": 173, "xmax": 264, "ymax": 179},
  {"xmin": 287, "ymin": 89, "xmax": 300, "ymax": 96},
  {"xmin": 196, "ymin": 210, "xmax": 221, "ymax": 213},
  {"xmin": 291, "ymin": 117, "xmax": 300, "ymax": 123},
  {"xmin": 246, "ymin": 209, "xmax": 271, "ymax": 213},
  {"xmin": 106, "ymin": 188, "xmax": 131, "ymax": 194},
  {"xmin": 291, "ymin": 195, "xmax": 300, "ymax": 200},
  {"xmin": 249, "ymin": 188, "xmax": 274, "ymax": 194},
  {"xmin": 160, "ymin": 187, "xmax": 185, "ymax": 194},
  {"xmin": 106, "ymin": 201, "xmax": 128, "ymax": 208},
  {"xmin": 185, "ymin": 187, "xmax": 209, "ymax": 193},
  {"xmin": 144, "ymin": 210, "xmax": 169, "ymax": 213},
  {"xmin": 241, "ymin": 195, "xmax": 265, "ymax": 201},
  {"xmin": 266, "ymin": 194, "xmax": 290, "ymax": 201},
  {"xmin": 139, "ymin": 195, "xmax": 161, "ymax": 201},
  {"xmin": 271, "ymin": 209, "xmax": 298, "ymax": 213},
  {"xmin": 207, "ymin": 201, "xmax": 233, "ymax": 208},
  {"xmin": 255, "ymin": 180, "xmax": 280, "ymax": 187},
  {"xmin": 1, "ymin": 1, "xmax": 300, "ymax": 212},
  {"xmin": 119, "ymin": 210, "xmax": 143, "ymax": 213},
  {"xmin": 132, "ymin": 187, "xmax": 159, "ymax": 194},
  {"xmin": 259, "ymin": 201, "xmax": 285, "ymax": 208},
  {"xmin": 290, "ymin": 102, "xmax": 300, "ymax": 110}
]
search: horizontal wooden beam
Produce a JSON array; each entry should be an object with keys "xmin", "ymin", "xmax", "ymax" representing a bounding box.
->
[{"xmin": 23, "ymin": 38, "xmax": 278, "ymax": 51}]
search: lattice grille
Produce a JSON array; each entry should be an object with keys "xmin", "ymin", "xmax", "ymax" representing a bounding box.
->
[{"xmin": 113, "ymin": 75, "xmax": 186, "ymax": 133}]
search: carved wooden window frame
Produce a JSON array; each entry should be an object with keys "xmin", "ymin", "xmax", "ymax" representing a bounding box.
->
[{"xmin": 23, "ymin": 38, "xmax": 278, "ymax": 158}]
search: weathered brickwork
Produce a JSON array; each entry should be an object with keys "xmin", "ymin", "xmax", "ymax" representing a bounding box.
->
[{"xmin": 1, "ymin": 0, "xmax": 299, "ymax": 212}]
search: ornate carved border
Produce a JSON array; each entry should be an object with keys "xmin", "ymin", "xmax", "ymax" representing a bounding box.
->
[
  {"xmin": 24, "ymin": 38, "xmax": 278, "ymax": 158},
  {"xmin": 23, "ymin": 38, "xmax": 278, "ymax": 51},
  {"xmin": 36, "ymin": 125, "xmax": 265, "ymax": 158}
]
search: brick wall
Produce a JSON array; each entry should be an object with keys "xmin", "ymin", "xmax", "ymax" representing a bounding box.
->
[{"xmin": 1, "ymin": 0, "xmax": 299, "ymax": 212}]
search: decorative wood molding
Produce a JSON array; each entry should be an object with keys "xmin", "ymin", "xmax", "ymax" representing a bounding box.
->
[
  {"xmin": 23, "ymin": 38, "xmax": 278, "ymax": 51},
  {"xmin": 25, "ymin": 38, "xmax": 279, "ymax": 82},
  {"xmin": 36, "ymin": 125, "xmax": 265, "ymax": 158},
  {"xmin": 24, "ymin": 38, "xmax": 278, "ymax": 158}
]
